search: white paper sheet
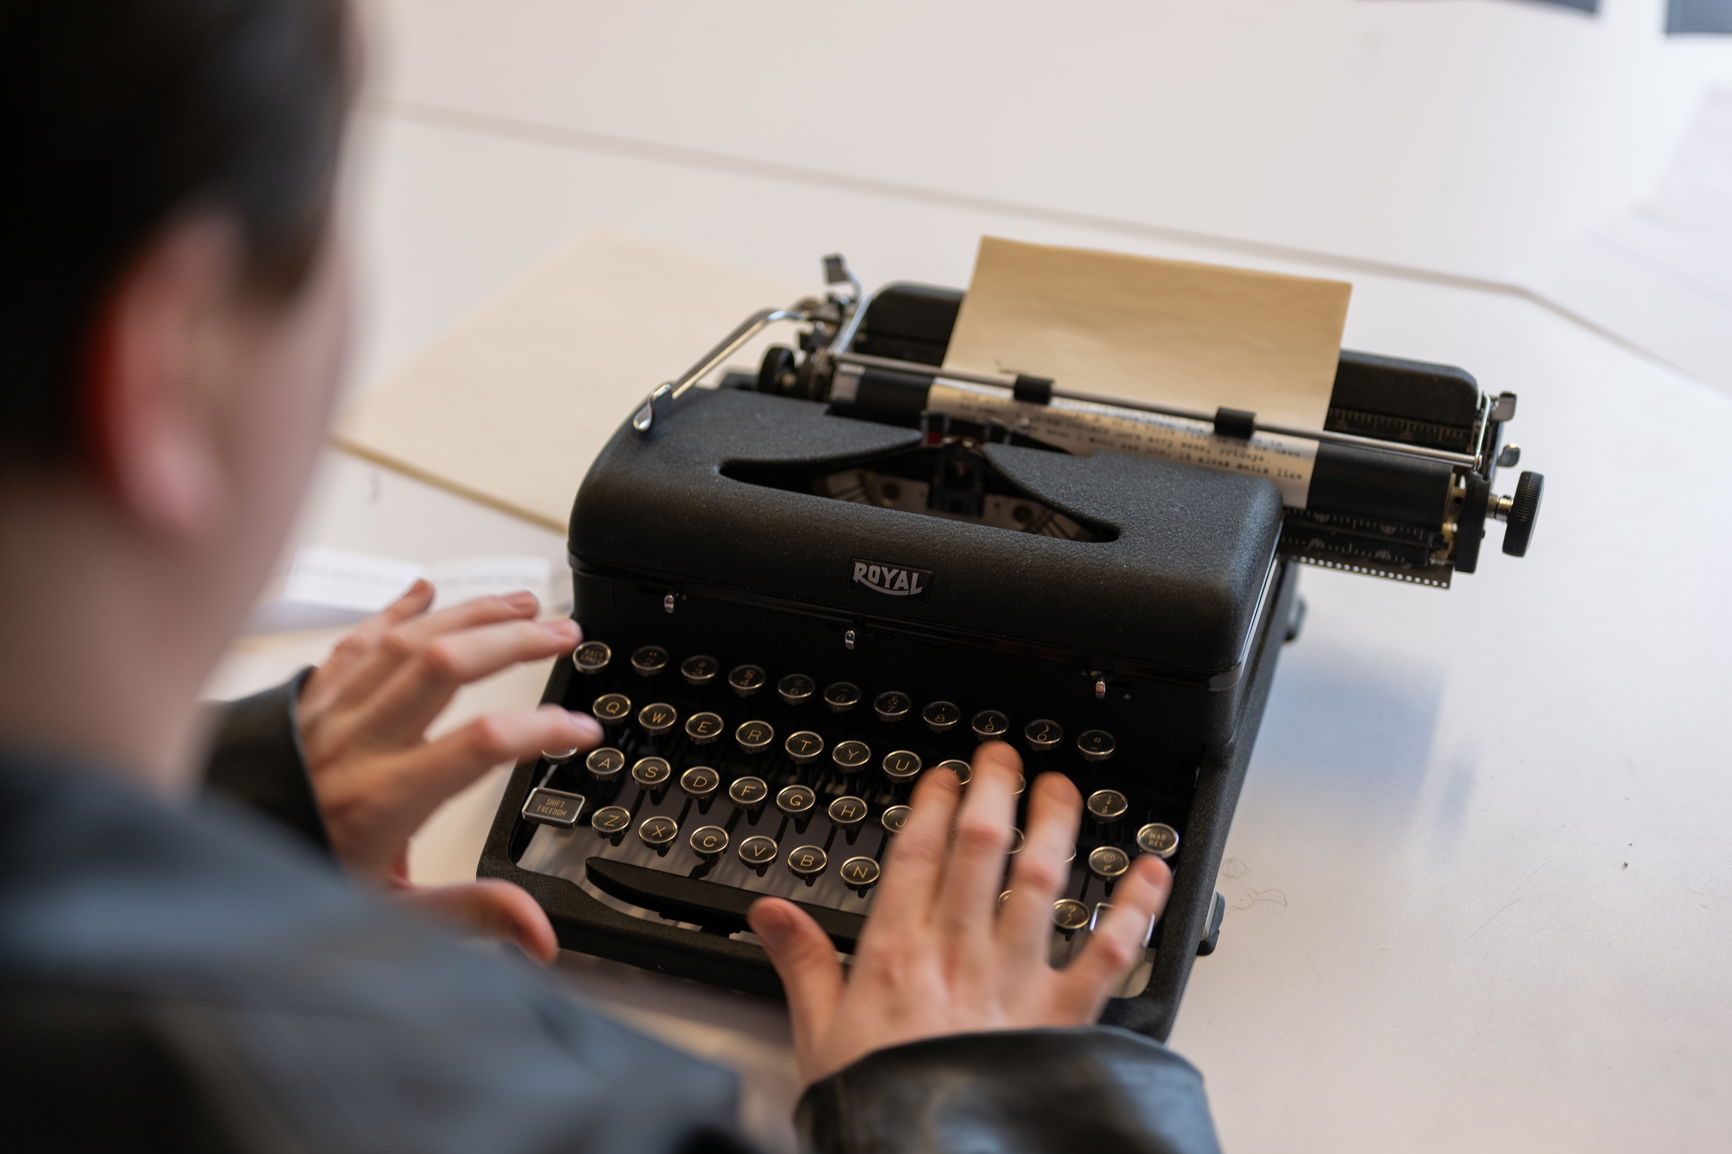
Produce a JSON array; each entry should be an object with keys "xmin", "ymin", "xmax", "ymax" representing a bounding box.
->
[
  {"xmin": 1523, "ymin": 88, "xmax": 1732, "ymax": 392},
  {"xmin": 247, "ymin": 547, "xmax": 554, "ymax": 634}
]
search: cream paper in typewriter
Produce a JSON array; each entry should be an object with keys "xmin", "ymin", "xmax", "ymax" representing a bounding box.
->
[{"xmin": 935, "ymin": 236, "xmax": 1351, "ymax": 507}]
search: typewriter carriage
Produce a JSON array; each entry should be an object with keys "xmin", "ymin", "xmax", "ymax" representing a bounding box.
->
[{"xmin": 633, "ymin": 254, "xmax": 1543, "ymax": 588}]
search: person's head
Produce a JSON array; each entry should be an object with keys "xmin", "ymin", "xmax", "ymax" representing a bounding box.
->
[{"xmin": 0, "ymin": 0, "xmax": 355, "ymax": 776}]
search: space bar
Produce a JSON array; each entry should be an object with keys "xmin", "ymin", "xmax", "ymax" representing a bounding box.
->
[{"xmin": 586, "ymin": 858, "xmax": 867, "ymax": 953}]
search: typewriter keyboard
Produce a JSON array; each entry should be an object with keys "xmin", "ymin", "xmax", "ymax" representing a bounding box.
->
[{"xmin": 514, "ymin": 640, "xmax": 1187, "ymax": 986}]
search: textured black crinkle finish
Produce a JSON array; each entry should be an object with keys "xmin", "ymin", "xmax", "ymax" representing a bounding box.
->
[{"xmin": 571, "ymin": 387, "xmax": 1283, "ymax": 677}]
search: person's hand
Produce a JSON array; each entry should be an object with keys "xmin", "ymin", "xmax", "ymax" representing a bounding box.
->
[
  {"xmin": 747, "ymin": 740, "xmax": 1172, "ymax": 1086},
  {"xmin": 296, "ymin": 579, "xmax": 600, "ymax": 962}
]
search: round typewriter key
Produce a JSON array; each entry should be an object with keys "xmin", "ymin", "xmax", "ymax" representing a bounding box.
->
[
  {"xmin": 873, "ymin": 690, "xmax": 912, "ymax": 723},
  {"xmin": 728, "ymin": 775, "xmax": 769, "ymax": 807},
  {"xmin": 684, "ymin": 711, "xmax": 724, "ymax": 744},
  {"xmin": 1052, "ymin": 899, "xmax": 1092, "ymax": 933},
  {"xmin": 880, "ymin": 805, "xmax": 912, "ymax": 833},
  {"xmin": 737, "ymin": 835, "xmax": 779, "ymax": 867},
  {"xmin": 734, "ymin": 719, "xmax": 775, "ymax": 754},
  {"xmin": 571, "ymin": 641, "xmax": 612, "ymax": 674},
  {"xmin": 637, "ymin": 702, "xmax": 678, "ymax": 735},
  {"xmin": 831, "ymin": 739, "xmax": 871, "ymax": 771},
  {"xmin": 1086, "ymin": 789, "xmax": 1129, "ymax": 822},
  {"xmin": 689, "ymin": 825, "xmax": 729, "ymax": 857},
  {"xmin": 630, "ymin": 645, "xmax": 669, "ymax": 677},
  {"xmin": 1088, "ymin": 845, "xmax": 1131, "ymax": 880},
  {"xmin": 542, "ymin": 745, "xmax": 579, "ymax": 764},
  {"xmin": 970, "ymin": 709, "xmax": 1010, "ymax": 740},
  {"xmin": 1077, "ymin": 729, "xmax": 1116, "ymax": 762},
  {"xmin": 1135, "ymin": 822, "xmax": 1180, "ymax": 859},
  {"xmin": 787, "ymin": 845, "xmax": 828, "ymax": 878},
  {"xmin": 590, "ymin": 805, "xmax": 631, "ymax": 834},
  {"xmin": 679, "ymin": 765, "xmax": 720, "ymax": 799},
  {"xmin": 591, "ymin": 693, "xmax": 632, "ymax": 723},
  {"xmin": 777, "ymin": 673, "xmax": 816, "ymax": 706},
  {"xmin": 999, "ymin": 890, "xmax": 1015, "ymax": 908},
  {"xmin": 727, "ymin": 663, "xmax": 766, "ymax": 696},
  {"xmin": 1023, "ymin": 718, "xmax": 1064, "ymax": 750},
  {"xmin": 1007, "ymin": 828, "xmax": 1025, "ymax": 854},
  {"xmin": 822, "ymin": 681, "xmax": 862, "ymax": 712},
  {"xmin": 585, "ymin": 746, "xmax": 625, "ymax": 779},
  {"xmin": 934, "ymin": 758, "xmax": 972, "ymax": 785},
  {"xmin": 921, "ymin": 700, "xmax": 962, "ymax": 733},
  {"xmin": 776, "ymin": 784, "xmax": 817, "ymax": 816},
  {"xmin": 679, "ymin": 654, "xmax": 719, "ymax": 686},
  {"xmin": 881, "ymin": 750, "xmax": 922, "ymax": 781},
  {"xmin": 631, "ymin": 756, "xmax": 672, "ymax": 787},
  {"xmin": 840, "ymin": 856, "xmax": 882, "ymax": 891},
  {"xmin": 784, "ymin": 730, "xmax": 825, "ymax": 764},
  {"xmin": 637, "ymin": 815, "xmax": 679, "ymax": 847},
  {"xmin": 827, "ymin": 795, "xmax": 869, "ymax": 827}
]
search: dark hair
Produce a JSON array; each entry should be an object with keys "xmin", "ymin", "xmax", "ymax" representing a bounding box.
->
[{"xmin": 0, "ymin": 0, "xmax": 350, "ymax": 467}]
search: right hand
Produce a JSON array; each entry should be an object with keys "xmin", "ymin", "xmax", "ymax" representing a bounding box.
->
[{"xmin": 747, "ymin": 741, "xmax": 1172, "ymax": 1087}]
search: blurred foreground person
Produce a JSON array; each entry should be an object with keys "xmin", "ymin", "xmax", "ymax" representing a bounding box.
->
[{"xmin": 0, "ymin": 3, "xmax": 1219, "ymax": 1151}]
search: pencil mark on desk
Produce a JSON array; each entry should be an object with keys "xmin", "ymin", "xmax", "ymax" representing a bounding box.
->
[
  {"xmin": 1221, "ymin": 857, "xmax": 1250, "ymax": 880},
  {"xmin": 1463, "ymin": 897, "xmax": 1523, "ymax": 941},
  {"xmin": 1228, "ymin": 887, "xmax": 1288, "ymax": 913},
  {"xmin": 371, "ymin": 101, "xmax": 1518, "ymax": 299},
  {"xmin": 1462, "ymin": 856, "xmax": 1556, "ymax": 941}
]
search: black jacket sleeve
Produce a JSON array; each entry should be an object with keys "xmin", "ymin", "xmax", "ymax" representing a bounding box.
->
[
  {"xmin": 796, "ymin": 1027, "xmax": 1220, "ymax": 1154},
  {"xmin": 201, "ymin": 670, "xmax": 333, "ymax": 854}
]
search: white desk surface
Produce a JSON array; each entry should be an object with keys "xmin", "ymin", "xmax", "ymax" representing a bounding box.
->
[
  {"xmin": 358, "ymin": 0, "xmax": 1732, "ymax": 287},
  {"xmin": 212, "ymin": 14, "xmax": 1732, "ymax": 1150}
]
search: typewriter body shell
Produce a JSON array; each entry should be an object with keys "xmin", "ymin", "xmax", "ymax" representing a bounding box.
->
[{"xmin": 481, "ymin": 276, "xmax": 1539, "ymax": 1041}]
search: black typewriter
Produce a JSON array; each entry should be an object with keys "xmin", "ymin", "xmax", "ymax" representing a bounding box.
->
[{"xmin": 480, "ymin": 255, "xmax": 1544, "ymax": 1040}]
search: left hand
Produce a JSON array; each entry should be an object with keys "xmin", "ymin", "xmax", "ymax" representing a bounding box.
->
[{"xmin": 296, "ymin": 580, "xmax": 600, "ymax": 962}]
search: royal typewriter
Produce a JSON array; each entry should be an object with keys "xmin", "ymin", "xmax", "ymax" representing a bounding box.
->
[{"xmin": 480, "ymin": 253, "xmax": 1544, "ymax": 1040}]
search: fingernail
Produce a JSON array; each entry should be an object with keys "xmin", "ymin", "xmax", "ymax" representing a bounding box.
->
[
  {"xmin": 570, "ymin": 712, "xmax": 603, "ymax": 743},
  {"xmin": 505, "ymin": 590, "xmax": 539, "ymax": 611},
  {"xmin": 542, "ymin": 618, "xmax": 578, "ymax": 641},
  {"xmin": 750, "ymin": 902, "xmax": 794, "ymax": 949}
]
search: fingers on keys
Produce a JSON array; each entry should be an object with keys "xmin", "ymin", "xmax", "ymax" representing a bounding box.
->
[
  {"xmin": 362, "ymin": 617, "xmax": 581, "ymax": 744},
  {"xmin": 1058, "ymin": 854, "xmax": 1172, "ymax": 1015},
  {"xmin": 860, "ymin": 759, "xmax": 963, "ymax": 932},
  {"xmin": 935, "ymin": 741, "xmax": 1022, "ymax": 938},
  {"xmin": 412, "ymin": 704, "xmax": 602, "ymax": 804},
  {"xmin": 746, "ymin": 897, "xmax": 846, "ymax": 1055},
  {"xmin": 997, "ymin": 770, "xmax": 1084, "ymax": 950}
]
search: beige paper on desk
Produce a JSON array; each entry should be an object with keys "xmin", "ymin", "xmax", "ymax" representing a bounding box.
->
[
  {"xmin": 935, "ymin": 237, "xmax": 1352, "ymax": 505},
  {"xmin": 337, "ymin": 233, "xmax": 801, "ymax": 529}
]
